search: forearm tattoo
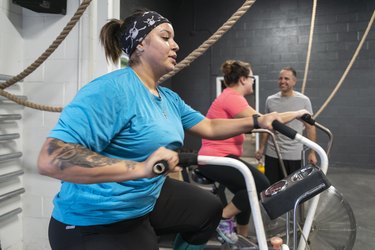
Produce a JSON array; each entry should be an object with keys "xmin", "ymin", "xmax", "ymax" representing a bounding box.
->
[{"xmin": 47, "ymin": 139, "xmax": 123, "ymax": 170}]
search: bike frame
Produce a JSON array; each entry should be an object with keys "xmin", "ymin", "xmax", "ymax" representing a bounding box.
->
[
  {"xmin": 153, "ymin": 118, "xmax": 331, "ymax": 250},
  {"xmin": 198, "ymin": 155, "xmax": 268, "ymax": 250},
  {"xmin": 197, "ymin": 126, "xmax": 328, "ymax": 250},
  {"xmin": 296, "ymin": 134, "xmax": 328, "ymax": 250}
]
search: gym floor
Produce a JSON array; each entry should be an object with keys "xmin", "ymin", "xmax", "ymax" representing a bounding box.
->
[
  {"xmin": 325, "ymin": 166, "xmax": 375, "ymax": 250},
  {"xmin": 160, "ymin": 166, "xmax": 374, "ymax": 250}
]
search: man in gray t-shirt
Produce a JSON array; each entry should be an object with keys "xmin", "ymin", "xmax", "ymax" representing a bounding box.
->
[{"xmin": 255, "ymin": 67, "xmax": 317, "ymax": 184}]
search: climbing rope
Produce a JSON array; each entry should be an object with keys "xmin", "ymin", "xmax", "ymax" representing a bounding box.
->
[
  {"xmin": 0, "ymin": 0, "xmax": 255, "ymax": 112},
  {"xmin": 159, "ymin": 0, "xmax": 256, "ymax": 83},
  {"xmin": 301, "ymin": 0, "xmax": 317, "ymax": 94},
  {"xmin": 313, "ymin": 9, "xmax": 375, "ymax": 119},
  {"xmin": 299, "ymin": 0, "xmax": 374, "ymax": 118},
  {"xmin": 0, "ymin": 0, "xmax": 93, "ymax": 112},
  {"xmin": 1, "ymin": 0, "xmax": 372, "ymax": 116}
]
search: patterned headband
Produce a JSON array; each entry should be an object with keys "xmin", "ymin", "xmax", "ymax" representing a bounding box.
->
[{"xmin": 120, "ymin": 11, "xmax": 170, "ymax": 56}]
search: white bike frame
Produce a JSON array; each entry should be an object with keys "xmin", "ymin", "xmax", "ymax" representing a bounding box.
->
[{"xmin": 197, "ymin": 133, "xmax": 328, "ymax": 250}]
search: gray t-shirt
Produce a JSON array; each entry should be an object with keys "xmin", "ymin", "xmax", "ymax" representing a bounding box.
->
[{"xmin": 265, "ymin": 91, "xmax": 313, "ymax": 160}]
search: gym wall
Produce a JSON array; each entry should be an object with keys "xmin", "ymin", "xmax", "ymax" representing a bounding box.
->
[
  {"xmin": 122, "ymin": 0, "xmax": 375, "ymax": 169},
  {"xmin": 170, "ymin": 0, "xmax": 375, "ymax": 169}
]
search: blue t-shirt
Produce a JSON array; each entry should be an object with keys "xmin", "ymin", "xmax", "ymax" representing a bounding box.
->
[{"xmin": 48, "ymin": 67, "xmax": 204, "ymax": 226}]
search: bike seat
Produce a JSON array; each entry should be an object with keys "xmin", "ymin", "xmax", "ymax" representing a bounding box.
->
[{"xmin": 191, "ymin": 167, "xmax": 215, "ymax": 185}]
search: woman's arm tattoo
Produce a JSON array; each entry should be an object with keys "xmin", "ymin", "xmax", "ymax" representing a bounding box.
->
[{"xmin": 47, "ymin": 139, "xmax": 121, "ymax": 170}]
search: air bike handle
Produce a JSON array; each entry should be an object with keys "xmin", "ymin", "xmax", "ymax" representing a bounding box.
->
[
  {"xmin": 152, "ymin": 153, "xmax": 198, "ymax": 175},
  {"xmin": 300, "ymin": 113, "xmax": 315, "ymax": 125},
  {"xmin": 154, "ymin": 119, "xmax": 308, "ymax": 175},
  {"xmin": 271, "ymin": 120, "xmax": 297, "ymax": 139}
]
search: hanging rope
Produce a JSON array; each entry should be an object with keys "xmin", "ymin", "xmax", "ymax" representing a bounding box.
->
[
  {"xmin": 313, "ymin": 9, "xmax": 375, "ymax": 119},
  {"xmin": 0, "ymin": 0, "xmax": 93, "ymax": 112},
  {"xmin": 0, "ymin": 0, "xmax": 255, "ymax": 112},
  {"xmin": 3, "ymin": 0, "xmax": 370, "ymax": 116},
  {"xmin": 159, "ymin": 0, "xmax": 256, "ymax": 83},
  {"xmin": 301, "ymin": 0, "xmax": 317, "ymax": 94}
]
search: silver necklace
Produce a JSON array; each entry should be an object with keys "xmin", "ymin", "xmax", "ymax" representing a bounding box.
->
[
  {"xmin": 153, "ymin": 92, "xmax": 168, "ymax": 119},
  {"xmin": 133, "ymin": 70, "xmax": 168, "ymax": 119}
]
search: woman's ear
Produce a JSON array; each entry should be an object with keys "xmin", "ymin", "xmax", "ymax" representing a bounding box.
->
[{"xmin": 239, "ymin": 76, "xmax": 247, "ymax": 85}]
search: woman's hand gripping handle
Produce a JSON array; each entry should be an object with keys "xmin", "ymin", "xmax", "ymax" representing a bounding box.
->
[{"xmin": 153, "ymin": 153, "xmax": 198, "ymax": 175}]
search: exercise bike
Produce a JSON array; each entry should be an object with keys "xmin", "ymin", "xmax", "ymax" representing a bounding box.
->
[
  {"xmin": 246, "ymin": 115, "xmax": 356, "ymax": 250},
  {"xmin": 154, "ymin": 116, "xmax": 356, "ymax": 249}
]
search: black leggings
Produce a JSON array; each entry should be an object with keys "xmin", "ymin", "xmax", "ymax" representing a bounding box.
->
[
  {"xmin": 265, "ymin": 155, "xmax": 302, "ymax": 184},
  {"xmin": 48, "ymin": 177, "xmax": 222, "ymax": 250},
  {"xmin": 198, "ymin": 155, "xmax": 270, "ymax": 225}
]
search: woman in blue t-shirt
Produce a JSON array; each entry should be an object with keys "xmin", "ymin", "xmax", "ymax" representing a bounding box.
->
[{"xmin": 37, "ymin": 9, "xmax": 296, "ymax": 250}]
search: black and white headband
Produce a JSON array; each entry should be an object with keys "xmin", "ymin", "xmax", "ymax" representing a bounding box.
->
[{"xmin": 120, "ymin": 11, "xmax": 170, "ymax": 56}]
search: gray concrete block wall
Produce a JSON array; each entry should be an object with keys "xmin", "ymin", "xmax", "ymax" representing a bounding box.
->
[
  {"xmin": 120, "ymin": 0, "xmax": 374, "ymax": 168},
  {"xmin": 169, "ymin": 0, "xmax": 375, "ymax": 169}
]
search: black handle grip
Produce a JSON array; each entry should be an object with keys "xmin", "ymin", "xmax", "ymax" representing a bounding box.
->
[
  {"xmin": 300, "ymin": 113, "xmax": 315, "ymax": 125},
  {"xmin": 152, "ymin": 153, "xmax": 198, "ymax": 175},
  {"xmin": 272, "ymin": 120, "xmax": 297, "ymax": 140},
  {"xmin": 153, "ymin": 160, "xmax": 169, "ymax": 175},
  {"xmin": 178, "ymin": 153, "xmax": 198, "ymax": 167}
]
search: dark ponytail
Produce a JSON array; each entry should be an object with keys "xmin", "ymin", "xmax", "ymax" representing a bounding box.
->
[{"xmin": 99, "ymin": 19, "xmax": 123, "ymax": 64}]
